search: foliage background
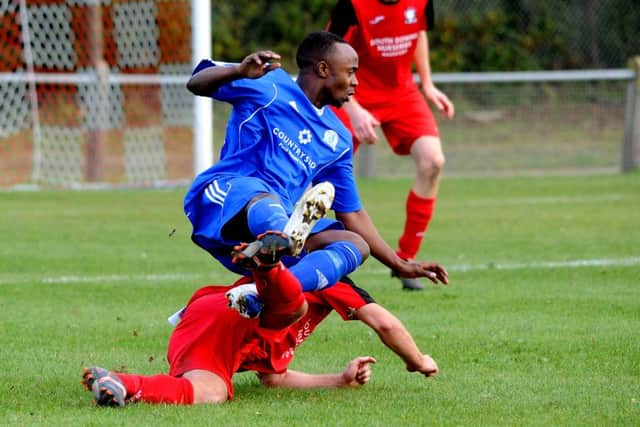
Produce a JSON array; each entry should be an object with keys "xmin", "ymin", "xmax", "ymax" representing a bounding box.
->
[{"xmin": 211, "ymin": 0, "xmax": 640, "ymax": 71}]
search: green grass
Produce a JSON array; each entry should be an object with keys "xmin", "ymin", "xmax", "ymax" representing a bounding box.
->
[{"xmin": 1, "ymin": 173, "xmax": 639, "ymax": 426}]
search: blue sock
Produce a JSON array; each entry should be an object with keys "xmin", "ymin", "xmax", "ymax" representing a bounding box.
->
[
  {"xmin": 290, "ymin": 241, "xmax": 362, "ymax": 291},
  {"xmin": 246, "ymin": 197, "xmax": 288, "ymax": 237}
]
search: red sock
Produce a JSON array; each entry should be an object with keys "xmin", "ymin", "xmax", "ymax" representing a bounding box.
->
[
  {"xmin": 116, "ymin": 373, "xmax": 194, "ymax": 405},
  {"xmin": 254, "ymin": 263, "xmax": 305, "ymax": 318},
  {"xmin": 397, "ymin": 191, "xmax": 435, "ymax": 260}
]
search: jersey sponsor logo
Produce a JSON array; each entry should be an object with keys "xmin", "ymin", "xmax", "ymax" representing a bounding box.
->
[
  {"xmin": 279, "ymin": 319, "xmax": 312, "ymax": 359},
  {"xmin": 280, "ymin": 347, "xmax": 295, "ymax": 359},
  {"xmin": 298, "ymin": 129, "xmax": 312, "ymax": 145},
  {"xmin": 404, "ymin": 7, "xmax": 417, "ymax": 24},
  {"xmin": 322, "ymin": 130, "xmax": 338, "ymax": 151},
  {"xmin": 370, "ymin": 33, "xmax": 418, "ymax": 58},
  {"xmin": 273, "ymin": 127, "xmax": 317, "ymax": 170},
  {"xmin": 369, "ymin": 15, "xmax": 385, "ymax": 25},
  {"xmin": 295, "ymin": 320, "xmax": 312, "ymax": 345}
]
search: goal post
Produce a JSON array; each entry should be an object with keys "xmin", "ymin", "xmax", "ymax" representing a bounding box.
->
[
  {"xmin": 191, "ymin": 0, "xmax": 213, "ymax": 175},
  {"xmin": 622, "ymin": 56, "xmax": 640, "ymax": 172}
]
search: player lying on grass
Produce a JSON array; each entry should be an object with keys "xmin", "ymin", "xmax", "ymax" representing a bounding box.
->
[{"xmin": 82, "ymin": 231, "xmax": 446, "ymax": 407}]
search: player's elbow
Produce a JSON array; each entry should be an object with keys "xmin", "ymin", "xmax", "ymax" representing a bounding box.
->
[
  {"xmin": 373, "ymin": 317, "xmax": 403, "ymax": 336},
  {"xmin": 186, "ymin": 78, "xmax": 201, "ymax": 95},
  {"xmin": 257, "ymin": 372, "xmax": 285, "ymax": 388}
]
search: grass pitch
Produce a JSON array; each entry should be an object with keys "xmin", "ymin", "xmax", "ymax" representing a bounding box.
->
[{"xmin": 1, "ymin": 173, "xmax": 639, "ymax": 426}]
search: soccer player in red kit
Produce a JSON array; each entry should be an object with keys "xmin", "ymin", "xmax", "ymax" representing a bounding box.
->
[
  {"xmin": 328, "ymin": 0, "xmax": 455, "ymax": 290},
  {"xmin": 81, "ymin": 231, "xmax": 446, "ymax": 407}
]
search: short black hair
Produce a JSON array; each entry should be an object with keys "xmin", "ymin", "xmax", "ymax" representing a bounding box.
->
[{"xmin": 296, "ymin": 31, "xmax": 347, "ymax": 70}]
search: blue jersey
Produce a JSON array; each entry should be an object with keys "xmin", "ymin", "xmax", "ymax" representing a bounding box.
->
[{"xmin": 184, "ymin": 60, "xmax": 362, "ymax": 217}]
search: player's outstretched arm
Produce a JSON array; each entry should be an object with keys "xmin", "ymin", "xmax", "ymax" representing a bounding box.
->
[
  {"xmin": 355, "ymin": 303, "xmax": 439, "ymax": 378},
  {"xmin": 187, "ymin": 51, "xmax": 281, "ymax": 96},
  {"xmin": 335, "ymin": 210, "xmax": 448, "ymax": 284},
  {"xmin": 257, "ymin": 356, "xmax": 376, "ymax": 389}
]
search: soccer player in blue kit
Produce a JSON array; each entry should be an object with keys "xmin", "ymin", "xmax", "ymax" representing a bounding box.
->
[{"xmin": 184, "ymin": 31, "xmax": 448, "ymax": 295}]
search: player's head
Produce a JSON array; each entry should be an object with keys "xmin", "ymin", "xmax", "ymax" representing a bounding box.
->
[{"xmin": 296, "ymin": 31, "xmax": 358, "ymax": 108}]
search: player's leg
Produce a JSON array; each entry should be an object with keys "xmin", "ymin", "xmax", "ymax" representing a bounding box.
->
[
  {"xmin": 82, "ymin": 367, "xmax": 230, "ymax": 406},
  {"xmin": 217, "ymin": 181, "xmax": 335, "ymax": 274},
  {"xmin": 82, "ymin": 367, "xmax": 198, "ymax": 406},
  {"xmin": 226, "ymin": 229, "xmax": 368, "ymax": 321},
  {"xmin": 231, "ymin": 230, "xmax": 308, "ymax": 329},
  {"xmin": 283, "ymin": 183, "xmax": 366, "ymax": 291},
  {"xmin": 401, "ymin": 135, "xmax": 444, "ymax": 258},
  {"xmin": 182, "ymin": 370, "xmax": 229, "ymax": 404},
  {"xmin": 167, "ymin": 291, "xmax": 253, "ymax": 402},
  {"xmin": 237, "ymin": 181, "xmax": 336, "ymax": 255},
  {"xmin": 287, "ymin": 229, "xmax": 366, "ymax": 291},
  {"xmin": 236, "ymin": 182, "xmax": 366, "ymax": 292},
  {"xmin": 187, "ymin": 176, "xmax": 284, "ymax": 276},
  {"xmin": 382, "ymin": 91, "xmax": 444, "ymax": 290},
  {"xmin": 83, "ymin": 291, "xmax": 244, "ymax": 407}
]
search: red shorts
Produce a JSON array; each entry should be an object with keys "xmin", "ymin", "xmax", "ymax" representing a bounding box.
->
[
  {"xmin": 334, "ymin": 87, "xmax": 439, "ymax": 155},
  {"xmin": 166, "ymin": 288, "xmax": 259, "ymax": 400}
]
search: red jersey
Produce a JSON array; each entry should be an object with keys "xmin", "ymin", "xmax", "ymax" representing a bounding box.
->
[
  {"xmin": 239, "ymin": 281, "xmax": 373, "ymax": 374},
  {"xmin": 167, "ymin": 279, "xmax": 374, "ymax": 398},
  {"xmin": 329, "ymin": 0, "xmax": 433, "ymax": 102}
]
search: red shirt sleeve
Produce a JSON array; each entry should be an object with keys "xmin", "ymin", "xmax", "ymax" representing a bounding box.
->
[
  {"xmin": 327, "ymin": 0, "xmax": 357, "ymax": 36},
  {"xmin": 306, "ymin": 278, "xmax": 376, "ymax": 320}
]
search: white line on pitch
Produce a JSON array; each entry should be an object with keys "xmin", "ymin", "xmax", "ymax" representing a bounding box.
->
[
  {"xmin": 1, "ymin": 256, "xmax": 638, "ymax": 286},
  {"xmin": 445, "ymin": 194, "xmax": 629, "ymax": 207},
  {"xmin": 0, "ymin": 272, "xmax": 226, "ymax": 286},
  {"xmin": 361, "ymin": 256, "xmax": 640, "ymax": 274}
]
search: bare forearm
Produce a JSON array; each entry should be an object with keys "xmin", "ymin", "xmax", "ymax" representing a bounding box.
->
[
  {"xmin": 259, "ymin": 356, "xmax": 375, "ymax": 389},
  {"xmin": 356, "ymin": 304, "xmax": 424, "ymax": 370},
  {"xmin": 187, "ymin": 51, "xmax": 281, "ymax": 96},
  {"xmin": 260, "ymin": 370, "xmax": 346, "ymax": 389},
  {"xmin": 186, "ymin": 65, "xmax": 242, "ymax": 96},
  {"xmin": 341, "ymin": 95, "xmax": 363, "ymax": 118},
  {"xmin": 336, "ymin": 210, "xmax": 402, "ymax": 271}
]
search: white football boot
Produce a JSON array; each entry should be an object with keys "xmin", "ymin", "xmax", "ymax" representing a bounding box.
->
[{"xmin": 283, "ymin": 182, "xmax": 335, "ymax": 256}]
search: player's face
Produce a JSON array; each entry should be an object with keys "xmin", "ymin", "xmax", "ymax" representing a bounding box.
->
[{"xmin": 324, "ymin": 43, "xmax": 358, "ymax": 108}]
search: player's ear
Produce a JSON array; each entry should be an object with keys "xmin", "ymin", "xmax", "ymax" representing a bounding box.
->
[{"xmin": 315, "ymin": 60, "xmax": 330, "ymax": 78}]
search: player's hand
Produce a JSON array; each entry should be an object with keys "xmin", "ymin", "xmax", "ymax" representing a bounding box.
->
[
  {"xmin": 423, "ymin": 84, "xmax": 455, "ymax": 119},
  {"xmin": 394, "ymin": 260, "xmax": 449, "ymax": 284},
  {"xmin": 406, "ymin": 354, "xmax": 439, "ymax": 377},
  {"xmin": 238, "ymin": 50, "xmax": 281, "ymax": 79},
  {"xmin": 347, "ymin": 105, "xmax": 380, "ymax": 145},
  {"xmin": 342, "ymin": 356, "xmax": 376, "ymax": 387}
]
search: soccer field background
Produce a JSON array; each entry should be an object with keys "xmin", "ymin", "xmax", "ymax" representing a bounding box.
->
[{"xmin": 1, "ymin": 173, "xmax": 639, "ymax": 426}]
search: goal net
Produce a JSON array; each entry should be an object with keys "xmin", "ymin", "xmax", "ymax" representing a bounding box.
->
[{"xmin": 1, "ymin": 0, "xmax": 195, "ymax": 188}]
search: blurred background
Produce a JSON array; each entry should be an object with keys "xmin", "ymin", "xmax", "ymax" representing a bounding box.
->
[{"xmin": 1, "ymin": 0, "xmax": 639, "ymax": 188}]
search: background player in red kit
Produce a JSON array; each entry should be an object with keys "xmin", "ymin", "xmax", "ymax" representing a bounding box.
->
[
  {"xmin": 81, "ymin": 232, "xmax": 447, "ymax": 407},
  {"xmin": 328, "ymin": 0, "xmax": 455, "ymax": 290}
]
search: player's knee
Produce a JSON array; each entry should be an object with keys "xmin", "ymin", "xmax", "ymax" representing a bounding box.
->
[
  {"xmin": 416, "ymin": 151, "xmax": 445, "ymax": 175},
  {"xmin": 185, "ymin": 371, "xmax": 229, "ymax": 404},
  {"xmin": 195, "ymin": 391, "xmax": 228, "ymax": 404},
  {"xmin": 306, "ymin": 230, "xmax": 370, "ymax": 261},
  {"xmin": 335, "ymin": 230, "xmax": 370, "ymax": 262}
]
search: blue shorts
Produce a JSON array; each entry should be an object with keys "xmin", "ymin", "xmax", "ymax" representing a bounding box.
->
[{"xmin": 184, "ymin": 176, "xmax": 344, "ymax": 275}]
